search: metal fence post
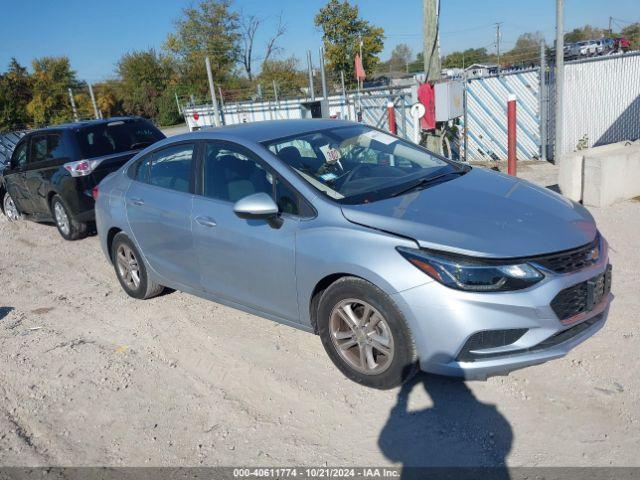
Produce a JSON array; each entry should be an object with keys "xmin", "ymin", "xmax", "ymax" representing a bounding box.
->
[
  {"xmin": 320, "ymin": 47, "xmax": 328, "ymax": 99},
  {"xmin": 67, "ymin": 88, "xmax": 79, "ymax": 122},
  {"xmin": 205, "ymin": 56, "xmax": 221, "ymax": 127},
  {"xmin": 540, "ymin": 41, "xmax": 547, "ymax": 162},
  {"xmin": 87, "ymin": 83, "xmax": 100, "ymax": 119},
  {"xmin": 307, "ymin": 50, "xmax": 315, "ymax": 101}
]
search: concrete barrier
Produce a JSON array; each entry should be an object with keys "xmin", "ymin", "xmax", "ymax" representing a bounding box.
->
[{"xmin": 559, "ymin": 141, "xmax": 640, "ymax": 207}]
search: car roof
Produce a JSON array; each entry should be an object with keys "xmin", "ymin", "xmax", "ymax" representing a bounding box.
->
[
  {"xmin": 173, "ymin": 119, "xmax": 356, "ymax": 144},
  {"xmin": 26, "ymin": 116, "xmax": 146, "ymax": 134}
]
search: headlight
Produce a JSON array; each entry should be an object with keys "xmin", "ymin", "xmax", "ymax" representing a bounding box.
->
[{"xmin": 397, "ymin": 247, "xmax": 544, "ymax": 292}]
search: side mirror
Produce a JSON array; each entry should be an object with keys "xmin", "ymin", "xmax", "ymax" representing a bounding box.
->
[{"xmin": 233, "ymin": 192, "xmax": 279, "ymax": 220}]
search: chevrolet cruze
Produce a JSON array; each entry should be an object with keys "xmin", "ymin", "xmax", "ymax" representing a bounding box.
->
[{"xmin": 95, "ymin": 119, "xmax": 612, "ymax": 389}]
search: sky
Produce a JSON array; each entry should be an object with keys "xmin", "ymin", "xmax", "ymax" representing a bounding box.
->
[{"xmin": 0, "ymin": 0, "xmax": 638, "ymax": 82}]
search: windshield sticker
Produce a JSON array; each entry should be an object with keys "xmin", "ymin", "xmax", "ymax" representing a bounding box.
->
[
  {"xmin": 320, "ymin": 172, "xmax": 338, "ymax": 182},
  {"xmin": 362, "ymin": 130, "xmax": 397, "ymax": 145},
  {"xmin": 319, "ymin": 144, "xmax": 342, "ymax": 164}
]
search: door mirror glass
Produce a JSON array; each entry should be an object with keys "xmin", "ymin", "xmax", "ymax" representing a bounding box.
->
[{"xmin": 233, "ymin": 192, "xmax": 279, "ymax": 219}]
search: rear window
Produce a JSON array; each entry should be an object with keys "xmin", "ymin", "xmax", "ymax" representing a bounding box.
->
[{"xmin": 74, "ymin": 120, "xmax": 165, "ymax": 159}]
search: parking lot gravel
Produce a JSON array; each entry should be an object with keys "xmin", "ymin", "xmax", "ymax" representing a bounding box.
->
[{"xmin": 0, "ymin": 163, "xmax": 638, "ymax": 467}]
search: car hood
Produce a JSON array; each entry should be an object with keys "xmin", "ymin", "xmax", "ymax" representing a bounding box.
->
[{"xmin": 340, "ymin": 167, "xmax": 597, "ymax": 258}]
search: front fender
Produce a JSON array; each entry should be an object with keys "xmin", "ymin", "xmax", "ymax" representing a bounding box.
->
[{"xmin": 295, "ymin": 223, "xmax": 432, "ymax": 326}]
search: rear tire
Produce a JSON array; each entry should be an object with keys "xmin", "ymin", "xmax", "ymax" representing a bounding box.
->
[
  {"xmin": 51, "ymin": 194, "xmax": 87, "ymax": 241},
  {"xmin": 111, "ymin": 232, "xmax": 164, "ymax": 300},
  {"xmin": 2, "ymin": 191, "xmax": 22, "ymax": 221},
  {"xmin": 317, "ymin": 277, "xmax": 418, "ymax": 389}
]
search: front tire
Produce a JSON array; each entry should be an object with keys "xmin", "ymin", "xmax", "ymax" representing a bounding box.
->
[
  {"xmin": 2, "ymin": 191, "xmax": 22, "ymax": 221},
  {"xmin": 317, "ymin": 277, "xmax": 418, "ymax": 389},
  {"xmin": 111, "ymin": 232, "xmax": 164, "ymax": 300},
  {"xmin": 51, "ymin": 194, "xmax": 87, "ymax": 241}
]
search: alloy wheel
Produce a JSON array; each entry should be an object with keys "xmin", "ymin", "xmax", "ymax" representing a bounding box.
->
[
  {"xmin": 3, "ymin": 194, "xmax": 20, "ymax": 221},
  {"xmin": 53, "ymin": 201, "xmax": 70, "ymax": 236},
  {"xmin": 116, "ymin": 244, "xmax": 141, "ymax": 290},
  {"xmin": 329, "ymin": 298, "xmax": 395, "ymax": 375}
]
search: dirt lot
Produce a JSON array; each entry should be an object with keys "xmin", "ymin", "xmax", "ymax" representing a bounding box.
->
[{"xmin": 0, "ymin": 163, "xmax": 639, "ymax": 467}]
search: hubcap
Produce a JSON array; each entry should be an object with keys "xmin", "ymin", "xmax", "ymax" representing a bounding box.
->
[
  {"xmin": 3, "ymin": 194, "xmax": 20, "ymax": 221},
  {"xmin": 53, "ymin": 201, "xmax": 70, "ymax": 235},
  {"xmin": 116, "ymin": 244, "xmax": 141, "ymax": 290},
  {"xmin": 329, "ymin": 299, "xmax": 395, "ymax": 375}
]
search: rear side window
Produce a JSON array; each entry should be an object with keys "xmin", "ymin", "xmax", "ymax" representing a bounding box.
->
[
  {"xmin": 75, "ymin": 120, "xmax": 164, "ymax": 159},
  {"xmin": 28, "ymin": 134, "xmax": 66, "ymax": 163},
  {"xmin": 134, "ymin": 143, "xmax": 195, "ymax": 194}
]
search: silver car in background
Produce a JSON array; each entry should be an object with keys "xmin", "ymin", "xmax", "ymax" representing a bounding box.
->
[{"xmin": 95, "ymin": 119, "xmax": 612, "ymax": 389}]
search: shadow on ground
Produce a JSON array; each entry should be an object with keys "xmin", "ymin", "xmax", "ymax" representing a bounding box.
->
[{"xmin": 378, "ymin": 373, "xmax": 512, "ymax": 479}]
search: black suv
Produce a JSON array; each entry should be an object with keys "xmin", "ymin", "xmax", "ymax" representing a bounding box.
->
[{"xmin": 1, "ymin": 117, "xmax": 165, "ymax": 240}]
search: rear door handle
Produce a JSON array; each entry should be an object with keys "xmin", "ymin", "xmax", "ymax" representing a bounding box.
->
[
  {"xmin": 195, "ymin": 215, "xmax": 217, "ymax": 228},
  {"xmin": 130, "ymin": 197, "xmax": 144, "ymax": 206}
]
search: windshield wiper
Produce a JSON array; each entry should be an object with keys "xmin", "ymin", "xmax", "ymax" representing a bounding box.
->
[{"xmin": 389, "ymin": 170, "xmax": 466, "ymax": 198}]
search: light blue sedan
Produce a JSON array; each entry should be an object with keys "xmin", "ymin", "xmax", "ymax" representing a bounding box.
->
[{"xmin": 95, "ymin": 119, "xmax": 611, "ymax": 389}]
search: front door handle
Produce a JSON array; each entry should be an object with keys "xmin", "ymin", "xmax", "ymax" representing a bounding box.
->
[
  {"xmin": 195, "ymin": 215, "xmax": 217, "ymax": 228},
  {"xmin": 130, "ymin": 197, "xmax": 144, "ymax": 206}
]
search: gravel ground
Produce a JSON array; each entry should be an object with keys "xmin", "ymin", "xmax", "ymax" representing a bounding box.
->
[{"xmin": 0, "ymin": 162, "xmax": 639, "ymax": 467}]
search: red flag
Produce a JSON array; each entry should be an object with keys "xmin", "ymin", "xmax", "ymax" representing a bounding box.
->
[{"xmin": 354, "ymin": 53, "xmax": 366, "ymax": 80}]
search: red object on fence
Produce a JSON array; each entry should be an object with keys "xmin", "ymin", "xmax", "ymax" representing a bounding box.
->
[
  {"xmin": 387, "ymin": 102, "xmax": 397, "ymax": 135},
  {"xmin": 354, "ymin": 53, "xmax": 366, "ymax": 81},
  {"xmin": 193, "ymin": 112, "xmax": 200, "ymax": 121},
  {"xmin": 417, "ymin": 83, "xmax": 436, "ymax": 130},
  {"xmin": 507, "ymin": 94, "xmax": 517, "ymax": 176}
]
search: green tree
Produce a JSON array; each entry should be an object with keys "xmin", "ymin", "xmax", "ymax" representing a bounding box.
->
[
  {"xmin": 388, "ymin": 44, "xmax": 412, "ymax": 72},
  {"xmin": 442, "ymin": 48, "xmax": 492, "ymax": 69},
  {"xmin": 0, "ymin": 58, "xmax": 32, "ymax": 130},
  {"xmin": 502, "ymin": 32, "xmax": 543, "ymax": 66},
  {"xmin": 27, "ymin": 56, "xmax": 77, "ymax": 127},
  {"xmin": 164, "ymin": 0, "xmax": 240, "ymax": 93},
  {"xmin": 314, "ymin": 0, "xmax": 385, "ymax": 87},
  {"xmin": 621, "ymin": 22, "xmax": 640, "ymax": 49},
  {"xmin": 257, "ymin": 57, "xmax": 307, "ymax": 99},
  {"xmin": 117, "ymin": 49, "xmax": 171, "ymax": 119},
  {"xmin": 564, "ymin": 25, "xmax": 606, "ymax": 43}
]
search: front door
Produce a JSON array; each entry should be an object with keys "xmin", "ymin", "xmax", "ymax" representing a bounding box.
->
[
  {"xmin": 191, "ymin": 141, "xmax": 300, "ymax": 323},
  {"xmin": 4, "ymin": 139, "xmax": 32, "ymax": 214},
  {"xmin": 125, "ymin": 142, "xmax": 198, "ymax": 288}
]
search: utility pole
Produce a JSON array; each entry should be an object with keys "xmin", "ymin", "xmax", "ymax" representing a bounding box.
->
[
  {"xmin": 205, "ymin": 56, "xmax": 221, "ymax": 127},
  {"xmin": 422, "ymin": 0, "xmax": 441, "ymax": 81},
  {"xmin": 555, "ymin": 0, "xmax": 564, "ymax": 162},
  {"xmin": 87, "ymin": 83, "xmax": 99, "ymax": 119},
  {"xmin": 272, "ymin": 80, "xmax": 279, "ymax": 104},
  {"xmin": 306, "ymin": 50, "xmax": 315, "ymax": 101},
  {"xmin": 422, "ymin": 0, "xmax": 442, "ymax": 152},
  {"xmin": 67, "ymin": 88, "xmax": 79, "ymax": 122},
  {"xmin": 495, "ymin": 22, "xmax": 503, "ymax": 74}
]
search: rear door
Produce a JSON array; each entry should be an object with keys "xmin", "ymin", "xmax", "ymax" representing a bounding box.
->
[
  {"xmin": 23, "ymin": 132, "xmax": 69, "ymax": 215},
  {"xmin": 125, "ymin": 142, "xmax": 198, "ymax": 288}
]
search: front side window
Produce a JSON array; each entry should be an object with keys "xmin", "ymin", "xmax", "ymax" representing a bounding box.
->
[
  {"xmin": 202, "ymin": 142, "xmax": 307, "ymax": 216},
  {"xmin": 12, "ymin": 141, "xmax": 28, "ymax": 169},
  {"xmin": 203, "ymin": 142, "xmax": 273, "ymax": 203},
  {"xmin": 134, "ymin": 143, "xmax": 194, "ymax": 193},
  {"xmin": 264, "ymin": 125, "xmax": 466, "ymax": 204}
]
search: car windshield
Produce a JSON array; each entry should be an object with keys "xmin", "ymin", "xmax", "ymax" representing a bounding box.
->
[
  {"xmin": 74, "ymin": 119, "xmax": 164, "ymax": 159},
  {"xmin": 264, "ymin": 124, "xmax": 465, "ymax": 204}
]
